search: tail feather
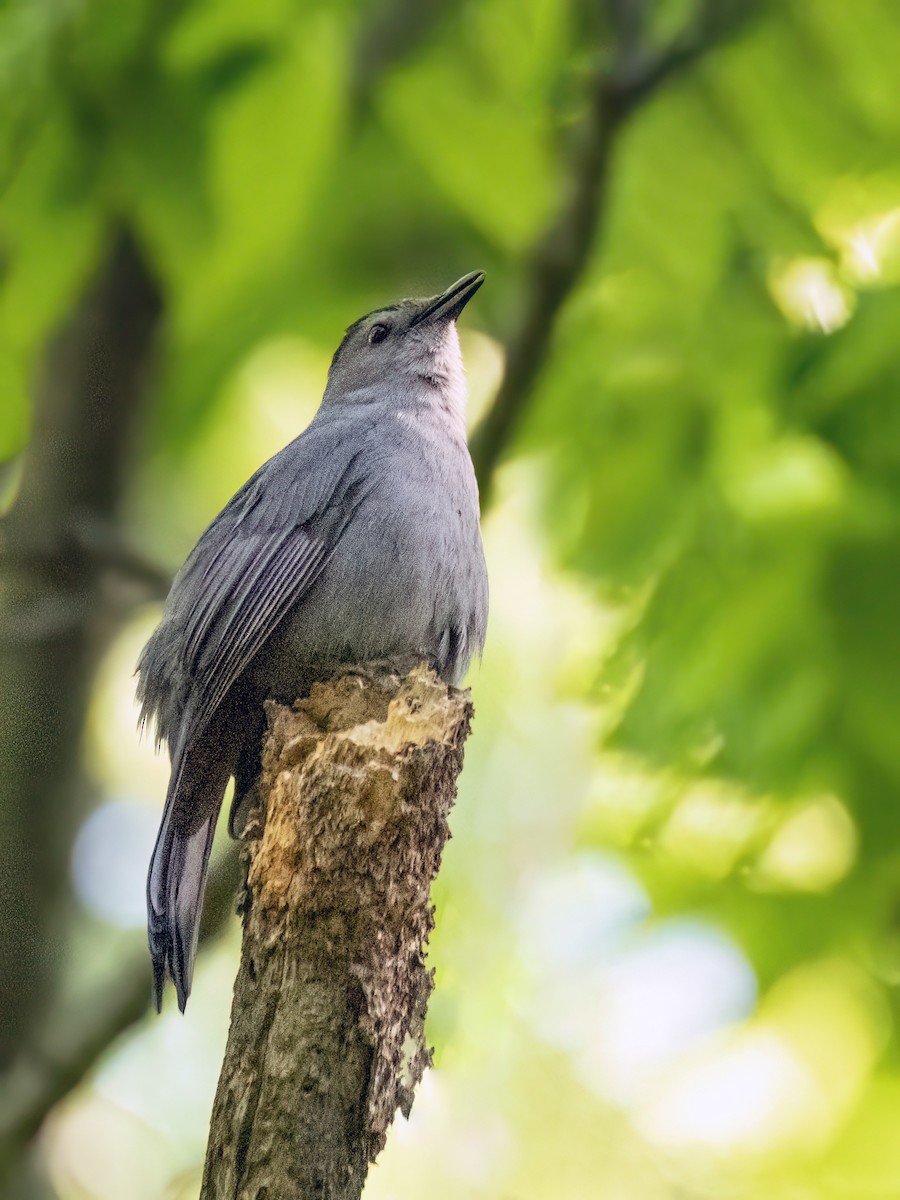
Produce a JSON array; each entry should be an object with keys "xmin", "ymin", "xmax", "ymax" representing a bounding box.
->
[{"xmin": 147, "ymin": 742, "xmax": 230, "ymax": 1011}]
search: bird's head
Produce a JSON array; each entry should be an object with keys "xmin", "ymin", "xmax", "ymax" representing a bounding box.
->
[{"xmin": 323, "ymin": 271, "xmax": 485, "ymax": 421}]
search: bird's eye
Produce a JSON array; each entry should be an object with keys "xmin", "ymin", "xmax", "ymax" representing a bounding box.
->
[{"xmin": 368, "ymin": 323, "xmax": 390, "ymax": 345}]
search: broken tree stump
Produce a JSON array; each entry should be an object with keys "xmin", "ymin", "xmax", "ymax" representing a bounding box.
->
[{"xmin": 201, "ymin": 665, "xmax": 473, "ymax": 1200}]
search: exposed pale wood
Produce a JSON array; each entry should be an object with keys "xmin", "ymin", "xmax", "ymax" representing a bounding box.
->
[{"xmin": 201, "ymin": 665, "xmax": 472, "ymax": 1200}]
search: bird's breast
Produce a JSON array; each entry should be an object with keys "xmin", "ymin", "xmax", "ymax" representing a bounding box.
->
[{"xmin": 265, "ymin": 427, "xmax": 485, "ymax": 687}]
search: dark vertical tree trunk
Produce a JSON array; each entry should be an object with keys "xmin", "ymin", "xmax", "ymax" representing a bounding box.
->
[
  {"xmin": 201, "ymin": 666, "xmax": 472, "ymax": 1200},
  {"xmin": 0, "ymin": 229, "xmax": 163, "ymax": 1066}
]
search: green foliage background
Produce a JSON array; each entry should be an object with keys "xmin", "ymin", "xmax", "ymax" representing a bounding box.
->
[{"xmin": 3, "ymin": 0, "xmax": 900, "ymax": 1196}]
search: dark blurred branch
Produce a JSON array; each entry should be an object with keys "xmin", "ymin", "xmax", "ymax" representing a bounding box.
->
[
  {"xmin": 350, "ymin": 0, "xmax": 447, "ymax": 120},
  {"xmin": 0, "ymin": 846, "xmax": 240, "ymax": 1177},
  {"xmin": 607, "ymin": 0, "xmax": 756, "ymax": 105},
  {"xmin": 470, "ymin": 0, "xmax": 759, "ymax": 504},
  {"xmin": 69, "ymin": 513, "xmax": 173, "ymax": 601},
  {"xmin": 0, "ymin": 229, "xmax": 163, "ymax": 1069},
  {"xmin": 0, "ymin": 517, "xmax": 171, "ymax": 643}
]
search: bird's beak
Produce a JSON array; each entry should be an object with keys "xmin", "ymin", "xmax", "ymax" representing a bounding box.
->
[{"xmin": 410, "ymin": 271, "xmax": 485, "ymax": 327}]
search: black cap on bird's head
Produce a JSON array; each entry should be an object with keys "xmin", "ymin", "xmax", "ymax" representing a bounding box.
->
[{"xmin": 325, "ymin": 272, "xmax": 485, "ymax": 402}]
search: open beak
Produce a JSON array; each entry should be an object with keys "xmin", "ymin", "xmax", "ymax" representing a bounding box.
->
[{"xmin": 410, "ymin": 270, "xmax": 485, "ymax": 327}]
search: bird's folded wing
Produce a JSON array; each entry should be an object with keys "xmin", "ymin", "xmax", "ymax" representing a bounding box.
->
[
  {"xmin": 187, "ymin": 526, "xmax": 331, "ymax": 732},
  {"xmin": 175, "ymin": 436, "xmax": 371, "ymax": 736}
]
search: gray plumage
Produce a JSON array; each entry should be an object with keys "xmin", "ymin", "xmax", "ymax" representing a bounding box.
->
[{"xmin": 137, "ymin": 272, "xmax": 489, "ymax": 1011}]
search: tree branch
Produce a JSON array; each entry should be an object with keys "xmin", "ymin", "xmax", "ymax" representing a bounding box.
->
[
  {"xmin": 349, "ymin": 0, "xmax": 448, "ymax": 120},
  {"xmin": 201, "ymin": 666, "xmax": 472, "ymax": 1199},
  {"xmin": 69, "ymin": 513, "xmax": 173, "ymax": 602},
  {"xmin": 470, "ymin": 0, "xmax": 759, "ymax": 504}
]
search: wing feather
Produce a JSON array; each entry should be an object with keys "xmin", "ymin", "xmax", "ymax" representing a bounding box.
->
[
  {"xmin": 170, "ymin": 437, "xmax": 371, "ymax": 738},
  {"xmin": 190, "ymin": 530, "xmax": 328, "ymax": 730}
]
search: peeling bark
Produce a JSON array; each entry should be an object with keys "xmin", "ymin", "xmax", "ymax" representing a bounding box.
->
[{"xmin": 201, "ymin": 665, "xmax": 473, "ymax": 1200}]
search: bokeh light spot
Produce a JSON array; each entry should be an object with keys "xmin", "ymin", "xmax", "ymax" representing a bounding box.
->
[
  {"xmin": 754, "ymin": 794, "xmax": 857, "ymax": 893},
  {"xmin": 769, "ymin": 258, "xmax": 854, "ymax": 333},
  {"xmin": 71, "ymin": 800, "xmax": 160, "ymax": 927}
]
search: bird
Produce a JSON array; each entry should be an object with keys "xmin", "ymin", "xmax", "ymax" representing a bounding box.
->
[{"xmin": 137, "ymin": 271, "xmax": 489, "ymax": 1012}]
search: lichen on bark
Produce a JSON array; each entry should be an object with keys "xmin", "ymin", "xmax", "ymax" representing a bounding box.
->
[{"xmin": 202, "ymin": 664, "xmax": 473, "ymax": 1200}]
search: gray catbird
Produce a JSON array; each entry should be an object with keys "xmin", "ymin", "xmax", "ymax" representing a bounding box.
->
[{"xmin": 137, "ymin": 271, "xmax": 489, "ymax": 1011}]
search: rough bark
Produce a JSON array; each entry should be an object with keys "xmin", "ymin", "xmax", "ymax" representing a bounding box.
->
[{"xmin": 201, "ymin": 665, "xmax": 473, "ymax": 1200}]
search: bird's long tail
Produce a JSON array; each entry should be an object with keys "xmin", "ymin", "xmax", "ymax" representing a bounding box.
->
[{"xmin": 147, "ymin": 738, "xmax": 231, "ymax": 1012}]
